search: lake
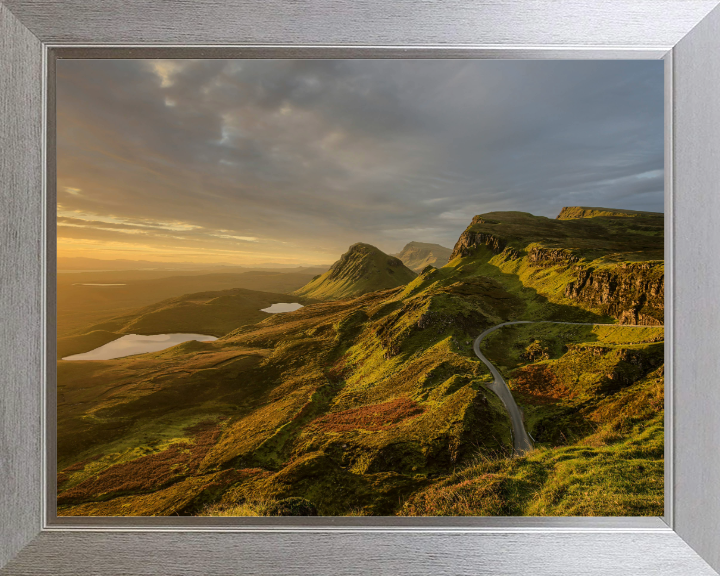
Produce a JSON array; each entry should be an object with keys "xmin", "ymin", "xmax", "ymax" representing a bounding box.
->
[
  {"xmin": 62, "ymin": 333, "xmax": 217, "ymax": 361},
  {"xmin": 261, "ymin": 302, "xmax": 304, "ymax": 313}
]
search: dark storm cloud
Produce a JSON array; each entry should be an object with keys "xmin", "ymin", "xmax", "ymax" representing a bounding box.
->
[{"xmin": 57, "ymin": 59, "xmax": 663, "ymax": 262}]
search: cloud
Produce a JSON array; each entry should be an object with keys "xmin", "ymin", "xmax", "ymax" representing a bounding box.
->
[{"xmin": 57, "ymin": 59, "xmax": 663, "ymax": 262}]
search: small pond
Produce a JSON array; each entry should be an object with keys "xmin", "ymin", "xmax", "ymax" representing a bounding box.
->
[
  {"xmin": 62, "ymin": 333, "xmax": 217, "ymax": 361},
  {"xmin": 261, "ymin": 302, "xmax": 304, "ymax": 313}
]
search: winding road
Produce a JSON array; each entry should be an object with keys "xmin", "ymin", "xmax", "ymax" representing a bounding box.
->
[{"xmin": 473, "ymin": 320, "xmax": 662, "ymax": 456}]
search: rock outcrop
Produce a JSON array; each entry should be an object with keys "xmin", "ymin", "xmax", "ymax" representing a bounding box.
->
[
  {"xmin": 564, "ymin": 262, "xmax": 664, "ymax": 325},
  {"xmin": 527, "ymin": 246, "xmax": 580, "ymax": 268},
  {"xmin": 449, "ymin": 231, "xmax": 520, "ymax": 261}
]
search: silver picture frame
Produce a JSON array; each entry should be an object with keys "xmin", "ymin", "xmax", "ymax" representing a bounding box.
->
[{"xmin": 2, "ymin": 1, "xmax": 720, "ymax": 573}]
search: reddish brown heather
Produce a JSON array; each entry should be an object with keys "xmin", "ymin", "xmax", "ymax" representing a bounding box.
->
[
  {"xmin": 57, "ymin": 421, "xmax": 222, "ymax": 504},
  {"xmin": 61, "ymin": 453, "xmax": 104, "ymax": 473},
  {"xmin": 57, "ymin": 453, "xmax": 105, "ymax": 489},
  {"xmin": 509, "ymin": 365, "xmax": 571, "ymax": 404},
  {"xmin": 326, "ymin": 356, "xmax": 351, "ymax": 383},
  {"xmin": 183, "ymin": 421, "xmax": 223, "ymax": 472},
  {"xmin": 58, "ymin": 469, "xmax": 251, "ymax": 517},
  {"xmin": 308, "ymin": 397, "xmax": 423, "ymax": 433}
]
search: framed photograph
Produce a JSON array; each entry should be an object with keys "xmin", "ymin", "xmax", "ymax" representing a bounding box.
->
[{"xmin": 2, "ymin": 1, "xmax": 720, "ymax": 574}]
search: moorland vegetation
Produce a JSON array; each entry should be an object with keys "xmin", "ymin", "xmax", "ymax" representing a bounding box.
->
[{"xmin": 56, "ymin": 207, "xmax": 664, "ymax": 516}]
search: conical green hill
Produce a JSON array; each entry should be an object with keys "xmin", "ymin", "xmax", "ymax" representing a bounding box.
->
[{"xmin": 294, "ymin": 242, "xmax": 417, "ymax": 300}]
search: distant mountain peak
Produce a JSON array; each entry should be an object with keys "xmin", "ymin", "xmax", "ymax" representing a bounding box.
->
[{"xmin": 394, "ymin": 241, "xmax": 452, "ymax": 273}]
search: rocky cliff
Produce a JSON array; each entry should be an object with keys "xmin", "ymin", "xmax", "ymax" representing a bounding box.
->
[
  {"xmin": 449, "ymin": 229, "xmax": 525, "ymax": 262},
  {"xmin": 527, "ymin": 246, "xmax": 580, "ymax": 268},
  {"xmin": 564, "ymin": 262, "xmax": 664, "ymax": 325}
]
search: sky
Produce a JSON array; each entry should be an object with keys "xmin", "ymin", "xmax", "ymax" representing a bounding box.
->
[{"xmin": 57, "ymin": 59, "xmax": 664, "ymax": 266}]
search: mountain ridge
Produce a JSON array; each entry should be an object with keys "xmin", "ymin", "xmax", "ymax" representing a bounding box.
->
[
  {"xmin": 445, "ymin": 208, "xmax": 663, "ymax": 325},
  {"xmin": 556, "ymin": 206, "xmax": 663, "ymax": 220}
]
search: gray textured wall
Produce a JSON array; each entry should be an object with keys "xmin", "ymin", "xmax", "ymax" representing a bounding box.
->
[{"xmin": 0, "ymin": 2, "xmax": 43, "ymax": 569}]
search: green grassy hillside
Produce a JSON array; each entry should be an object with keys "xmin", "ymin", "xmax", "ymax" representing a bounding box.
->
[
  {"xmin": 294, "ymin": 243, "xmax": 417, "ymax": 300},
  {"xmin": 56, "ymin": 288, "xmax": 513, "ymax": 516},
  {"xmin": 401, "ymin": 322, "xmax": 664, "ymax": 516},
  {"xmin": 56, "ymin": 207, "xmax": 664, "ymax": 517}
]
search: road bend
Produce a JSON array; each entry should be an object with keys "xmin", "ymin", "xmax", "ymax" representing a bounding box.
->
[{"xmin": 473, "ymin": 320, "xmax": 662, "ymax": 456}]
